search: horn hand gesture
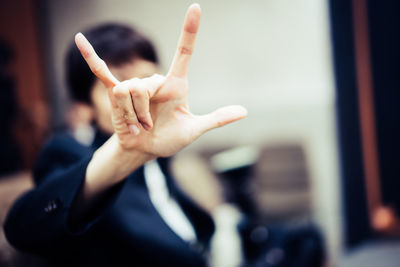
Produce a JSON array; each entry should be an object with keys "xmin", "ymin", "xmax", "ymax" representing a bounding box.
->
[{"xmin": 75, "ymin": 4, "xmax": 247, "ymax": 159}]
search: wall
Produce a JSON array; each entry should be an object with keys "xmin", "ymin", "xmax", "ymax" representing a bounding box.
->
[{"xmin": 0, "ymin": 0, "xmax": 49, "ymax": 168}]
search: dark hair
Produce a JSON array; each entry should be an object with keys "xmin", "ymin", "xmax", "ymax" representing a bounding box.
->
[{"xmin": 66, "ymin": 23, "xmax": 158, "ymax": 104}]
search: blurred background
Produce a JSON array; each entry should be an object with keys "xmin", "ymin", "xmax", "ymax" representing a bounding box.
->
[{"xmin": 0, "ymin": 0, "xmax": 399, "ymax": 266}]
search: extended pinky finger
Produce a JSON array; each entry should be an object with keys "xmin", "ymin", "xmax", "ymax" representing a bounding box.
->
[{"xmin": 194, "ymin": 105, "xmax": 248, "ymax": 137}]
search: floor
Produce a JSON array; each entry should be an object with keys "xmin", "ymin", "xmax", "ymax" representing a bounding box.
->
[
  {"xmin": 339, "ymin": 241, "xmax": 400, "ymax": 267},
  {"xmin": 0, "ymin": 171, "xmax": 48, "ymax": 267}
]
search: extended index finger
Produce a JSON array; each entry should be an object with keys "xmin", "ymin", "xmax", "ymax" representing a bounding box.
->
[
  {"xmin": 75, "ymin": 33, "xmax": 120, "ymax": 90},
  {"xmin": 168, "ymin": 3, "xmax": 201, "ymax": 78}
]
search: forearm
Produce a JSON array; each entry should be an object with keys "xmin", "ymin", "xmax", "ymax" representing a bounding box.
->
[{"xmin": 69, "ymin": 134, "xmax": 154, "ymax": 225}]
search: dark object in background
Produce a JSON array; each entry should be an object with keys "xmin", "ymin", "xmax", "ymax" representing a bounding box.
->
[
  {"xmin": 368, "ymin": 0, "xmax": 400, "ymax": 217},
  {"xmin": 330, "ymin": 0, "xmax": 400, "ymax": 246},
  {"xmin": 218, "ymin": 164, "xmax": 258, "ymax": 218},
  {"xmin": 210, "ymin": 146, "xmax": 259, "ymax": 218},
  {"xmin": 329, "ymin": 0, "xmax": 371, "ymax": 247},
  {"xmin": 0, "ymin": 39, "xmax": 21, "ymax": 176},
  {"xmin": 239, "ymin": 220, "xmax": 325, "ymax": 267},
  {"xmin": 211, "ymin": 144, "xmax": 313, "ymax": 224},
  {"xmin": 211, "ymin": 146, "xmax": 324, "ymax": 266}
]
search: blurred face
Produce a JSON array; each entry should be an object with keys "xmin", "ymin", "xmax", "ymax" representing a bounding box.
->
[{"xmin": 90, "ymin": 58, "xmax": 158, "ymax": 134}]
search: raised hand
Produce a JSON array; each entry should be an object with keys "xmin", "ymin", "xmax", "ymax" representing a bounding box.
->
[{"xmin": 75, "ymin": 4, "xmax": 247, "ymax": 158}]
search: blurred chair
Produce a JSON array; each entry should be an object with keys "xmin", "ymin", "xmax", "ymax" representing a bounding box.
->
[
  {"xmin": 193, "ymin": 143, "xmax": 325, "ymax": 266},
  {"xmin": 253, "ymin": 144, "xmax": 312, "ymax": 224}
]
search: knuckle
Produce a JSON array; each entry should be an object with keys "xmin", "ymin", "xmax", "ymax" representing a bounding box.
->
[
  {"xmin": 81, "ymin": 49, "xmax": 91, "ymax": 59},
  {"xmin": 130, "ymin": 77, "xmax": 141, "ymax": 83},
  {"xmin": 113, "ymin": 83, "xmax": 129, "ymax": 98},
  {"xmin": 178, "ymin": 46, "xmax": 192, "ymax": 55},
  {"xmin": 151, "ymin": 74, "xmax": 166, "ymax": 84},
  {"xmin": 92, "ymin": 60, "xmax": 106, "ymax": 75},
  {"xmin": 130, "ymin": 86, "xmax": 146, "ymax": 99},
  {"xmin": 151, "ymin": 73, "xmax": 163, "ymax": 79},
  {"xmin": 128, "ymin": 78, "xmax": 144, "ymax": 97},
  {"xmin": 122, "ymin": 109, "xmax": 137, "ymax": 122},
  {"xmin": 126, "ymin": 115, "xmax": 137, "ymax": 123}
]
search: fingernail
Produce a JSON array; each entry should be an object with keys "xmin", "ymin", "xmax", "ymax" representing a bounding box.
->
[
  {"xmin": 142, "ymin": 122, "xmax": 152, "ymax": 131},
  {"xmin": 129, "ymin": 124, "xmax": 140, "ymax": 135}
]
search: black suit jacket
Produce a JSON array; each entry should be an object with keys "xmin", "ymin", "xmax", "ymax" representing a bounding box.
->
[{"xmin": 4, "ymin": 131, "xmax": 215, "ymax": 266}]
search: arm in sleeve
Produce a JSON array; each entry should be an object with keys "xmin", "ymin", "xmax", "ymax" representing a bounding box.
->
[{"xmin": 3, "ymin": 135, "xmax": 122, "ymax": 254}]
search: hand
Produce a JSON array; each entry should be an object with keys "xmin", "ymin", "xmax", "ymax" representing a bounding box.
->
[{"xmin": 75, "ymin": 3, "xmax": 247, "ymax": 158}]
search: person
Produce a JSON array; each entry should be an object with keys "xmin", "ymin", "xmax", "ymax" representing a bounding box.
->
[{"xmin": 3, "ymin": 4, "xmax": 247, "ymax": 267}]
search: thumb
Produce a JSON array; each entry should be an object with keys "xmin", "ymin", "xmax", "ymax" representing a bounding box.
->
[{"xmin": 194, "ymin": 105, "xmax": 248, "ymax": 137}]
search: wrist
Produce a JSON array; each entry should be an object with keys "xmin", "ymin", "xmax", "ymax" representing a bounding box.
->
[
  {"xmin": 110, "ymin": 135, "xmax": 156, "ymax": 172},
  {"xmin": 85, "ymin": 134, "xmax": 155, "ymax": 195}
]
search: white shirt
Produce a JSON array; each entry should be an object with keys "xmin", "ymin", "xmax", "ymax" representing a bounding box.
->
[{"xmin": 144, "ymin": 160, "xmax": 197, "ymax": 243}]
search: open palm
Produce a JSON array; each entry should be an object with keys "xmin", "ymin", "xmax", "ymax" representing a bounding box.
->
[{"xmin": 75, "ymin": 4, "xmax": 247, "ymax": 158}]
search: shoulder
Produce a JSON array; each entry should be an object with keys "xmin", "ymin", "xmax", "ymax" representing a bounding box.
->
[
  {"xmin": 40, "ymin": 132, "xmax": 92, "ymax": 161},
  {"xmin": 33, "ymin": 132, "xmax": 94, "ymax": 184}
]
